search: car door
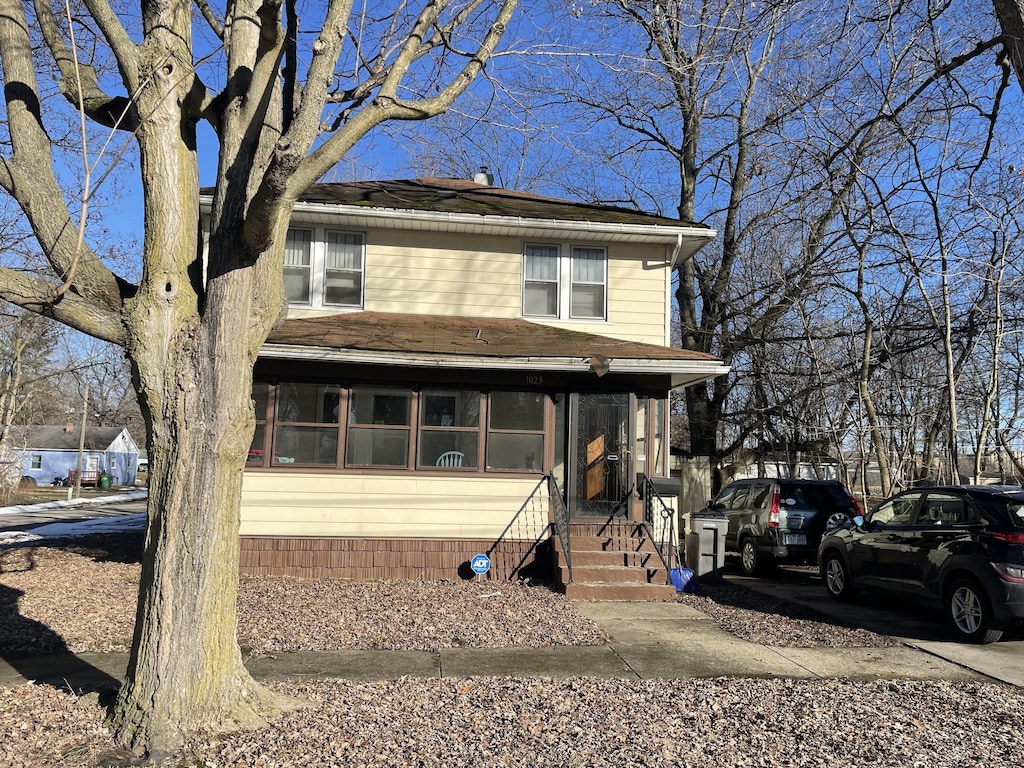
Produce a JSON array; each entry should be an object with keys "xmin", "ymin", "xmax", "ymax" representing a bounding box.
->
[
  {"xmin": 746, "ymin": 480, "xmax": 774, "ymax": 539},
  {"xmin": 715, "ymin": 482, "xmax": 751, "ymax": 550},
  {"xmin": 850, "ymin": 491, "xmax": 922, "ymax": 588},
  {"xmin": 901, "ymin": 491, "xmax": 979, "ymax": 597}
]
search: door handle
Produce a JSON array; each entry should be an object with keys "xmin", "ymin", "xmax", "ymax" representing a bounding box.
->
[{"xmin": 606, "ymin": 454, "xmax": 619, "ymax": 461}]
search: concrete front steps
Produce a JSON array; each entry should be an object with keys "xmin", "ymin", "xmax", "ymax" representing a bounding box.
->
[{"xmin": 556, "ymin": 521, "xmax": 678, "ymax": 601}]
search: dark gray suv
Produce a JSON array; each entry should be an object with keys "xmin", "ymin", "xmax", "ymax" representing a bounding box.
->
[{"xmin": 705, "ymin": 478, "xmax": 862, "ymax": 576}]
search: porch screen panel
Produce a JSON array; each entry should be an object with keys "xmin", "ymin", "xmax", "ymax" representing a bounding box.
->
[
  {"xmin": 272, "ymin": 383, "xmax": 341, "ymax": 465},
  {"xmin": 248, "ymin": 382, "xmax": 271, "ymax": 465},
  {"xmin": 487, "ymin": 392, "xmax": 545, "ymax": 471},
  {"xmin": 346, "ymin": 388, "xmax": 411, "ymax": 467},
  {"xmin": 418, "ymin": 390, "xmax": 480, "ymax": 468},
  {"xmin": 283, "ymin": 228, "xmax": 313, "ymax": 304}
]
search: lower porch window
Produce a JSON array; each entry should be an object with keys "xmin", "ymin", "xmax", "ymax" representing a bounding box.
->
[{"xmin": 250, "ymin": 381, "xmax": 547, "ymax": 474}]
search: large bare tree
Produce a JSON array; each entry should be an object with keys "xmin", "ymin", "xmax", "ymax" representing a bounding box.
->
[{"xmin": 0, "ymin": 0, "xmax": 516, "ymax": 757}]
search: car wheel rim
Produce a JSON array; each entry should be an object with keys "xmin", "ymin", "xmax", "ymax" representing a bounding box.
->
[
  {"xmin": 951, "ymin": 586, "xmax": 982, "ymax": 635},
  {"xmin": 741, "ymin": 543, "xmax": 755, "ymax": 572},
  {"xmin": 826, "ymin": 513, "xmax": 850, "ymax": 530},
  {"xmin": 825, "ymin": 559, "xmax": 844, "ymax": 594}
]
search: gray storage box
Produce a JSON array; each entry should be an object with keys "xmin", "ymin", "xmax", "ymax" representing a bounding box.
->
[{"xmin": 685, "ymin": 511, "xmax": 728, "ymax": 583}]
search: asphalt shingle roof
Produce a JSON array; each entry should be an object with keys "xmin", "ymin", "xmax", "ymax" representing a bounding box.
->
[
  {"xmin": 266, "ymin": 312, "xmax": 718, "ymax": 362},
  {"xmin": 288, "ymin": 178, "xmax": 707, "ymax": 228},
  {"xmin": 7, "ymin": 426, "xmax": 125, "ymax": 451}
]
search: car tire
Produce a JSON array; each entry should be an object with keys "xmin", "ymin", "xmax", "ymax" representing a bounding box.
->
[
  {"xmin": 946, "ymin": 576, "xmax": 1004, "ymax": 644},
  {"xmin": 822, "ymin": 552, "xmax": 854, "ymax": 601},
  {"xmin": 739, "ymin": 537, "xmax": 760, "ymax": 576}
]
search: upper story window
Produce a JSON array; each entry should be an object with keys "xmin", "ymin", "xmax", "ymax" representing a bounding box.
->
[
  {"xmin": 284, "ymin": 227, "xmax": 365, "ymax": 309},
  {"xmin": 523, "ymin": 243, "xmax": 607, "ymax": 320}
]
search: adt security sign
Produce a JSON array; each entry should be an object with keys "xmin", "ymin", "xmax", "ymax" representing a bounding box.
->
[{"xmin": 470, "ymin": 554, "xmax": 491, "ymax": 575}]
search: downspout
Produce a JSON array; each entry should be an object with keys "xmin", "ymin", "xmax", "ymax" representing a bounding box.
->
[{"xmin": 668, "ymin": 233, "xmax": 684, "ymax": 270}]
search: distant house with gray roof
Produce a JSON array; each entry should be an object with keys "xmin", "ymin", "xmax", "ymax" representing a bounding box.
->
[{"xmin": 9, "ymin": 425, "xmax": 139, "ymax": 487}]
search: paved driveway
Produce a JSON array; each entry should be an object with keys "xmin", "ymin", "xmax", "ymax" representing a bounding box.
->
[{"xmin": 731, "ymin": 562, "xmax": 1024, "ymax": 687}]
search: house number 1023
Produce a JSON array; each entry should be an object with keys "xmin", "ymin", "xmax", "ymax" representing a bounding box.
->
[{"xmin": 526, "ymin": 375, "xmax": 543, "ymax": 385}]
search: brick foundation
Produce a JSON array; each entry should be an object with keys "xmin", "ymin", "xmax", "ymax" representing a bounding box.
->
[{"xmin": 239, "ymin": 536, "xmax": 554, "ymax": 582}]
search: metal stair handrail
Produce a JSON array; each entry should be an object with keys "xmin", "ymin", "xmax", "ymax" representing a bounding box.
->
[
  {"xmin": 547, "ymin": 475, "xmax": 572, "ymax": 584},
  {"xmin": 639, "ymin": 475, "xmax": 679, "ymax": 583}
]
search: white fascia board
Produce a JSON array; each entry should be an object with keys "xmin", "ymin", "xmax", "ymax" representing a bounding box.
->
[
  {"xmin": 287, "ymin": 200, "xmax": 717, "ymax": 246},
  {"xmin": 260, "ymin": 343, "xmax": 730, "ymax": 386}
]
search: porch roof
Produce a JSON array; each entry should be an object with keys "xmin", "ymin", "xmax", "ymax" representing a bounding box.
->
[{"xmin": 262, "ymin": 312, "xmax": 729, "ymax": 389}]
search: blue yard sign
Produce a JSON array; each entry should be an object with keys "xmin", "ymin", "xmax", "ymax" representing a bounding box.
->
[{"xmin": 470, "ymin": 554, "xmax": 491, "ymax": 575}]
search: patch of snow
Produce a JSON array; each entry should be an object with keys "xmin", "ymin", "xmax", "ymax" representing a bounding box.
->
[
  {"xmin": 0, "ymin": 512, "xmax": 148, "ymax": 544},
  {"xmin": 0, "ymin": 489, "xmax": 148, "ymax": 516}
]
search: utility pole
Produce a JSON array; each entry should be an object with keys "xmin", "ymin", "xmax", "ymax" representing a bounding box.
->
[{"xmin": 72, "ymin": 380, "xmax": 89, "ymax": 500}]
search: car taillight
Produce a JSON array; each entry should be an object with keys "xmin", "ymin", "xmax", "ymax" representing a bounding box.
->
[
  {"xmin": 768, "ymin": 488, "xmax": 780, "ymax": 528},
  {"xmin": 992, "ymin": 562, "xmax": 1024, "ymax": 582},
  {"xmin": 848, "ymin": 492, "xmax": 863, "ymax": 518},
  {"xmin": 990, "ymin": 531, "xmax": 1024, "ymax": 545}
]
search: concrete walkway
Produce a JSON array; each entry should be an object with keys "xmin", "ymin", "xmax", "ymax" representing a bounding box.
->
[
  {"xmin": 0, "ymin": 600, "xmax": 993, "ymax": 692},
  {"xmin": 733, "ymin": 572, "xmax": 1024, "ymax": 688}
]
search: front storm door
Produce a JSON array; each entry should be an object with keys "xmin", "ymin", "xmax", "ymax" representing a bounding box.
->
[{"xmin": 571, "ymin": 393, "xmax": 632, "ymax": 517}]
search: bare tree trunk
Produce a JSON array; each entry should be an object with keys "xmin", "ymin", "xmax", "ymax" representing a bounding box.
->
[
  {"xmin": 106, "ymin": 30, "xmax": 285, "ymax": 750},
  {"xmin": 111, "ymin": 317, "xmax": 286, "ymax": 755}
]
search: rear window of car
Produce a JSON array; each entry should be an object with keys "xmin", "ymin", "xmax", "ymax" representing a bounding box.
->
[
  {"xmin": 1007, "ymin": 502, "xmax": 1024, "ymax": 529},
  {"xmin": 779, "ymin": 482, "xmax": 854, "ymax": 511}
]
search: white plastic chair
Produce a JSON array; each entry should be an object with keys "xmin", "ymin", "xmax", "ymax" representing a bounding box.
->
[{"xmin": 436, "ymin": 451, "xmax": 465, "ymax": 467}]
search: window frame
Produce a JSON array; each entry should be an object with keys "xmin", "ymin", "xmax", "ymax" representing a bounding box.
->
[
  {"xmin": 248, "ymin": 381, "xmax": 550, "ymax": 476},
  {"xmin": 284, "ymin": 225, "xmax": 366, "ymax": 310},
  {"xmin": 270, "ymin": 382, "xmax": 343, "ymax": 467},
  {"xmin": 522, "ymin": 242, "xmax": 608, "ymax": 321}
]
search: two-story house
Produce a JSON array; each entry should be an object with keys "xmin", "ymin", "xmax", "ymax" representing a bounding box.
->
[{"xmin": 225, "ymin": 176, "xmax": 728, "ymax": 593}]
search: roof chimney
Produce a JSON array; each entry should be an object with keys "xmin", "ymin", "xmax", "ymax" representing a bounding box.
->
[{"xmin": 473, "ymin": 165, "xmax": 494, "ymax": 186}]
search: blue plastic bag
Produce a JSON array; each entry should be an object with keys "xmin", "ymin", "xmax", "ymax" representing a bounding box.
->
[{"xmin": 670, "ymin": 567, "xmax": 698, "ymax": 592}]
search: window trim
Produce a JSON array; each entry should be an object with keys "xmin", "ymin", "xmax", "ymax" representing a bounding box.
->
[
  {"xmin": 522, "ymin": 242, "xmax": 608, "ymax": 321},
  {"xmin": 285, "ymin": 225, "xmax": 366, "ymax": 310},
  {"xmin": 249, "ymin": 381, "xmax": 550, "ymax": 476}
]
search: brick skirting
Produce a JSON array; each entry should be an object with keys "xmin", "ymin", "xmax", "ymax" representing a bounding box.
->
[{"xmin": 239, "ymin": 536, "xmax": 554, "ymax": 582}]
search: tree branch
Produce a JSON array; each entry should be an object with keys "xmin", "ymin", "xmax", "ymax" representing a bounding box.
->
[
  {"xmin": 0, "ymin": 0, "xmax": 124, "ymax": 312},
  {"xmin": 33, "ymin": 0, "xmax": 141, "ymax": 132},
  {"xmin": 0, "ymin": 267, "xmax": 124, "ymax": 343}
]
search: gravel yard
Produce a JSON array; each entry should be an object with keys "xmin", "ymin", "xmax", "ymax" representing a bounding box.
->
[{"xmin": 1, "ymin": 533, "xmax": 1021, "ymax": 767}]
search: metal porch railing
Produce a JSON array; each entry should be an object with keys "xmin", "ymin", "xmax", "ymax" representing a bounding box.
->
[
  {"xmin": 639, "ymin": 475, "xmax": 680, "ymax": 583},
  {"xmin": 484, "ymin": 476, "xmax": 559, "ymax": 581}
]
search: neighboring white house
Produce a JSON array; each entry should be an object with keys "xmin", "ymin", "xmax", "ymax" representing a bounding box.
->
[
  {"xmin": 11, "ymin": 425, "xmax": 140, "ymax": 487},
  {"xmin": 218, "ymin": 177, "xmax": 728, "ymax": 583}
]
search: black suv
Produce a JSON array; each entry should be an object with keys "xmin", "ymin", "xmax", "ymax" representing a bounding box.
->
[
  {"xmin": 704, "ymin": 478, "xmax": 862, "ymax": 576},
  {"xmin": 818, "ymin": 485, "xmax": 1024, "ymax": 643}
]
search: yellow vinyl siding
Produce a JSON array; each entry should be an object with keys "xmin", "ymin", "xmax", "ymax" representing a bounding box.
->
[
  {"xmin": 283, "ymin": 227, "xmax": 673, "ymax": 345},
  {"xmin": 241, "ymin": 472, "xmax": 548, "ymax": 540},
  {"xmin": 364, "ymin": 231, "xmax": 522, "ymax": 317}
]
